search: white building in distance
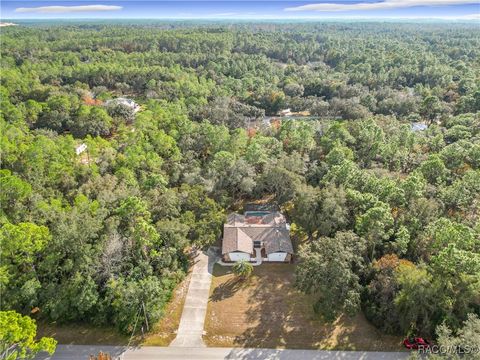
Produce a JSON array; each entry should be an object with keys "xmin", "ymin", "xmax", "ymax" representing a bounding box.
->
[{"xmin": 105, "ymin": 98, "xmax": 140, "ymax": 113}]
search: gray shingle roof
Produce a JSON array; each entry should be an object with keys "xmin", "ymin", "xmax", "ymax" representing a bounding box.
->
[
  {"xmin": 222, "ymin": 212, "xmax": 293, "ymax": 255},
  {"xmin": 262, "ymin": 228, "xmax": 293, "ymax": 254},
  {"xmin": 222, "ymin": 227, "xmax": 254, "ymax": 254}
]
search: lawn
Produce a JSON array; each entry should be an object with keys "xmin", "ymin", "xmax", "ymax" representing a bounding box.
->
[{"xmin": 204, "ymin": 264, "xmax": 403, "ymax": 351}]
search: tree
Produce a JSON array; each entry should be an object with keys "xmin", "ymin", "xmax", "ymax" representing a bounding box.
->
[
  {"xmin": 105, "ymin": 276, "xmax": 173, "ymax": 333},
  {"xmin": 325, "ymin": 141, "xmax": 354, "ymax": 167},
  {"xmin": 434, "ymin": 314, "xmax": 480, "ymax": 360},
  {"xmin": 277, "ymin": 120, "xmax": 315, "ymax": 154},
  {"xmin": 257, "ymin": 166, "xmax": 301, "ymax": 205},
  {"xmin": 418, "ymin": 218, "xmax": 475, "ymax": 260},
  {"xmin": 442, "ymin": 170, "xmax": 480, "ymax": 216},
  {"xmin": 329, "ymin": 97, "xmax": 370, "ymax": 120},
  {"xmin": 291, "ymin": 185, "xmax": 321, "ymax": 239},
  {"xmin": 208, "ymin": 151, "xmax": 256, "ymax": 201},
  {"xmin": 232, "ymin": 260, "xmax": 253, "ymax": 280},
  {"xmin": 36, "ymin": 95, "xmax": 77, "ymax": 132},
  {"xmin": 364, "ymin": 254, "xmax": 414, "ymax": 334},
  {"xmin": 420, "ymin": 95, "xmax": 445, "ymax": 124},
  {"xmin": 255, "ymin": 90, "xmax": 286, "ymax": 115},
  {"xmin": 355, "ymin": 202, "xmax": 394, "ymax": 260},
  {"xmin": 0, "ymin": 311, "xmax": 56, "ymax": 360},
  {"xmin": 351, "ymin": 119, "xmax": 384, "ymax": 167},
  {"xmin": 419, "ymin": 155, "xmax": 448, "ymax": 185},
  {"xmin": 177, "ymin": 184, "xmax": 225, "ymax": 247},
  {"xmin": 0, "ymin": 170, "xmax": 32, "ymax": 221},
  {"xmin": 107, "ymin": 103, "xmax": 135, "ymax": 124},
  {"xmin": 291, "ymin": 184, "xmax": 349, "ymax": 237},
  {"xmin": 0, "ymin": 222, "xmax": 51, "ymax": 311},
  {"xmin": 24, "ymin": 100, "xmax": 43, "ymax": 128},
  {"xmin": 115, "ymin": 196, "xmax": 160, "ymax": 252},
  {"xmin": 194, "ymin": 97, "xmax": 264, "ymax": 129},
  {"xmin": 70, "ymin": 106, "xmax": 112, "ymax": 138},
  {"xmin": 401, "ymin": 171, "xmax": 426, "ymax": 203},
  {"xmin": 284, "ymin": 83, "xmax": 304, "ymax": 97},
  {"xmin": 309, "ymin": 98, "xmax": 330, "ymax": 117},
  {"xmin": 296, "ymin": 231, "xmax": 366, "ymax": 321},
  {"xmin": 315, "ymin": 185, "xmax": 349, "ymax": 237},
  {"xmin": 394, "ymin": 264, "xmax": 438, "ymax": 335}
]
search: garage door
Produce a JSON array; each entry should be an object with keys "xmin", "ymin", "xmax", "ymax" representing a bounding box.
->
[
  {"xmin": 228, "ymin": 252, "xmax": 251, "ymax": 262},
  {"xmin": 267, "ymin": 252, "xmax": 287, "ymax": 262}
]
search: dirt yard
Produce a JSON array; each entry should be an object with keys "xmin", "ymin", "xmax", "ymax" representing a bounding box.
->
[
  {"xmin": 37, "ymin": 323, "xmax": 129, "ymax": 345},
  {"xmin": 204, "ymin": 264, "xmax": 403, "ymax": 351}
]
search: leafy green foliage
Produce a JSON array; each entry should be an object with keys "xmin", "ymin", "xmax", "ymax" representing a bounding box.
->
[
  {"xmin": 0, "ymin": 311, "xmax": 56, "ymax": 360},
  {"xmin": 296, "ymin": 232, "xmax": 366, "ymax": 321},
  {"xmin": 433, "ymin": 314, "xmax": 480, "ymax": 360},
  {"xmin": 1, "ymin": 22, "xmax": 479, "ymax": 340},
  {"xmin": 232, "ymin": 260, "xmax": 253, "ymax": 279}
]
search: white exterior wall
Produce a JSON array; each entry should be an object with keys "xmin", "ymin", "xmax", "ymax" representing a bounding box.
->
[
  {"xmin": 228, "ymin": 252, "xmax": 251, "ymax": 262},
  {"xmin": 267, "ymin": 252, "xmax": 287, "ymax": 262},
  {"xmin": 75, "ymin": 143, "xmax": 87, "ymax": 155}
]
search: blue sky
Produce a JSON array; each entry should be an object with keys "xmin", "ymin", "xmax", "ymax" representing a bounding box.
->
[{"xmin": 2, "ymin": 1, "xmax": 479, "ymax": 20}]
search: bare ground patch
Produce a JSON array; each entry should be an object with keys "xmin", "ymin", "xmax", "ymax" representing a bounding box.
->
[
  {"xmin": 37, "ymin": 323, "xmax": 129, "ymax": 346},
  {"xmin": 204, "ymin": 264, "xmax": 403, "ymax": 351}
]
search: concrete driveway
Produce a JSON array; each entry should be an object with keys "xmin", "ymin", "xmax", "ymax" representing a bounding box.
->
[{"xmin": 169, "ymin": 248, "xmax": 216, "ymax": 347}]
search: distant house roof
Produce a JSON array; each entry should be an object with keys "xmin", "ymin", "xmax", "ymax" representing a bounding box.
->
[
  {"xmin": 279, "ymin": 108, "xmax": 292, "ymax": 116},
  {"xmin": 105, "ymin": 97, "xmax": 140, "ymax": 113},
  {"xmin": 75, "ymin": 143, "xmax": 87, "ymax": 155},
  {"xmin": 411, "ymin": 122, "xmax": 428, "ymax": 132}
]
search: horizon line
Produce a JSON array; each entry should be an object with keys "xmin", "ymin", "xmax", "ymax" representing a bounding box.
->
[{"xmin": 3, "ymin": 17, "xmax": 480, "ymax": 21}]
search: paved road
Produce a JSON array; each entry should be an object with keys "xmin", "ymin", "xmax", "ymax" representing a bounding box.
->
[
  {"xmin": 170, "ymin": 249, "xmax": 216, "ymax": 347},
  {"xmin": 36, "ymin": 345, "xmax": 409, "ymax": 360}
]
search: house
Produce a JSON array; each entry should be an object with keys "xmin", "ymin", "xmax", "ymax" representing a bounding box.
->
[
  {"xmin": 105, "ymin": 97, "xmax": 140, "ymax": 113},
  {"xmin": 222, "ymin": 206, "xmax": 293, "ymax": 263},
  {"xmin": 75, "ymin": 143, "xmax": 87, "ymax": 155},
  {"xmin": 411, "ymin": 122, "xmax": 428, "ymax": 132},
  {"xmin": 278, "ymin": 108, "xmax": 292, "ymax": 117}
]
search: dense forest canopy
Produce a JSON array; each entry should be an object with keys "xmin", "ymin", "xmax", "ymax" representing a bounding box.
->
[{"xmin": 1, "ymin": 22, "xmax": 479, "ymax": 339}]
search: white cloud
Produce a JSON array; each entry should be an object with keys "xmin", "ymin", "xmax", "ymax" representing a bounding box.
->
[
  {"xmin": 15, "ymin": 5, "xmax": 122, "ymax": 13},
  {"xmin": 285, "ymin": 0, "xmax": 479, "ymax": 12},
  {"xmin": 460, "ymin": 13, "xmax": 480, "ymax": 19}
]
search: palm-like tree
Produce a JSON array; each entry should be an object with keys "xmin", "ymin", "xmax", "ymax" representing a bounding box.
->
[{"xmin": 232, "ymin": 260, "xmax": 253, "ymax": 279}]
